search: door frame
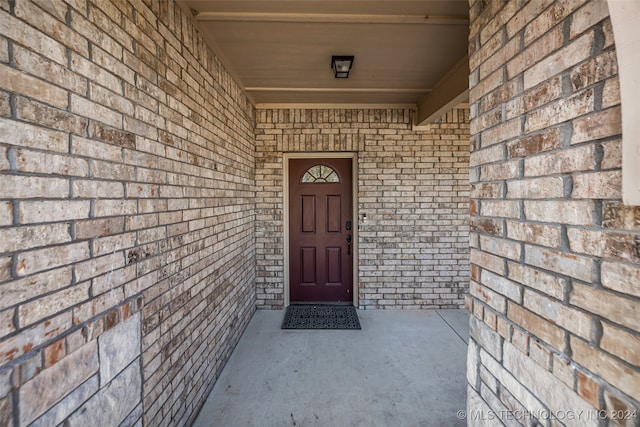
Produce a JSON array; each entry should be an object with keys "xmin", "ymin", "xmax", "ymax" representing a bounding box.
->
[{"xmin": 283, "ymin": 152, "xmax": 359, "ymax": 307}]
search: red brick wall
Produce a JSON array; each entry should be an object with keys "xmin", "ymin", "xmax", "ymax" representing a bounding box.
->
[{"xmin": 467, "ymin": 0, "xmax": 639, "ymax": 423}]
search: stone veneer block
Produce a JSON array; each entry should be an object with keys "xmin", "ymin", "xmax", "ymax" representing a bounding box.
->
[
  {"xmin": 466, "ymin": 339, "xmax": 479, "ymax": 389},
  {"xmin": 0, "ymin": 394, "xmax": 12, "ymax": 427},
  {"xmin": 98, "ymin": 312, "xmax": 141, "ymax": 386},
  {"xmin": 0, "ymin": 364, "xmax": 11, "ymax": 398},
  {"xmin": 480, "ymin": 347, "xmax": 547, "ymax": 417},
  {"xmin": 29, "ymin": 376, "xmax": 99, "ymax": 427},
  {"xmin": 470, "ymin": 316, "xmax": 501, "ymax": 361},
  {"xmin": 503, "ymin": 342, "xmax": 599, "ymax": 426},
  {"xmin": 466, "ymin": 385, "xmax": 499, "ymax": 427},
  {"xmin": 65, "ymin": 360, "xmax": 141, "ymax": 426},
  {"xmin": 19, "ymin": 340, "xmax": 98, "ymax": 426}
]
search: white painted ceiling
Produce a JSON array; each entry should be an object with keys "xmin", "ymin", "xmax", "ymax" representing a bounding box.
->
[{"xmin": 179, "ymin": 1, "xmax": 469, "ymax": 118}]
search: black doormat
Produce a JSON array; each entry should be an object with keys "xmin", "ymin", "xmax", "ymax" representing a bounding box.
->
[{"xmin": 282, "ymin": 304, "xmax": 361, "ymax": 329}]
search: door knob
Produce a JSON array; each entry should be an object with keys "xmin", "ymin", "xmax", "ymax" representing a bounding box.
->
[{"xmin": 346, "ymin": 234, "xmax": 352, "ymax": 256}]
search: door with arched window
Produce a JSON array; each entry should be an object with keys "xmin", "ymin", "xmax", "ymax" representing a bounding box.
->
[{"xmin": 289, "ymin": 158, "xmax": 353, "ymax": 303}]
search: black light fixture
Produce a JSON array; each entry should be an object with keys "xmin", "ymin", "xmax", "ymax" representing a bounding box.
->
[{"xmin": 331, "ymin": 56, "xmax": 354, "ymax": 78}]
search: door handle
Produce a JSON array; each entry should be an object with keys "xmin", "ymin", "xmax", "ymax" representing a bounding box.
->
[{"xmin": 346, "ymin": 234, "xmax": 352, "ymax": 256}]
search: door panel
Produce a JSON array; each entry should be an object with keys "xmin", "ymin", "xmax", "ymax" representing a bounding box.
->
[
  {"xmin": 326, "ymin": 195, "xmax": 341, "ymax": 233},
  {"xmin": 300, "ymin": 247, "xmax": 316, "ymax": 285},
  {"xmin": 289, "ymin": 158, "xmax": 353, "ymax": 303},
  {"xmin": 301, "ymin": 196, "xmax": 316, "ymax": 233},
  {"xmin": 326, "ymin": 247, "xmax": 342, "ymax": 284}
]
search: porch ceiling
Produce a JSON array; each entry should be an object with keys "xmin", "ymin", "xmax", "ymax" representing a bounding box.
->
[{"xmin": 178, "ymin": 1, "xmax": 470, "ymax": 125}]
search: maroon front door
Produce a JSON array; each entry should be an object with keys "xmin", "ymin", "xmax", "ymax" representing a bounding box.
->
[{"xmin": 289, "ymin": 158, "xmax": 353, "ymax": 303}]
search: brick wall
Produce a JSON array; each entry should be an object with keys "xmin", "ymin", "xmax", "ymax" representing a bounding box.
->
[
  {"xmin": 467, "ymin": 0, "xmax": 640, "ymax": 424},
  {"xmin": 0, "ymin": 0, "xmax": 256, "ymax": 426},
  {"xmin": 255, "ymin": 108, "xmax": 470, "ymax": 309}
]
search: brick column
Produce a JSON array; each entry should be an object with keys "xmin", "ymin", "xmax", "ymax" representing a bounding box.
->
[{"xmin": 467, "ymin": 0, "xmax": 639, "ymax": 424}]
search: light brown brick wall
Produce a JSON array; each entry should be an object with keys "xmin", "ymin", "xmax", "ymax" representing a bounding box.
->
[
  {"xmin": 467, "ymin": 0, "xmax": 640, "ymax": 423},
  {"xmin": 0, "ymin": 1, "xmax": 256, "ymax": 425},
  {"xmin": 255, "ymin": 108, "xmax": 470, "ymax": 309}
]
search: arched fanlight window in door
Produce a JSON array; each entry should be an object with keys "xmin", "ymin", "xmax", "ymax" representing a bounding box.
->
[{"xmin": 301, "ymin": 165, "xmax": 340, "ymax": 183}]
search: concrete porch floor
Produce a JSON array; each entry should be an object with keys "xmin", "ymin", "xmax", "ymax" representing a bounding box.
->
[{"xmin": 192, "ymin": 309, "xmax": 469, "ymax": 427}]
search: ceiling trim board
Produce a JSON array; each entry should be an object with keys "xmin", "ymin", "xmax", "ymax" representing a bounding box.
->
[
  {"xmin": 246, "ymin": 87, "xmax": 432, "ymax": 94},
  {"xmin": 256, "ymin": 103, "xmax": 417, "ymax": 110},
  {"xmin": 194, "ymin": 12, "xmax": 469, "ymax": 25}
]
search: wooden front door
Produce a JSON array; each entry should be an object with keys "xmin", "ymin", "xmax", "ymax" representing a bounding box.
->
[{"xmin": 289, "ymin": 158, "xmax": 353, "ymax": 303}]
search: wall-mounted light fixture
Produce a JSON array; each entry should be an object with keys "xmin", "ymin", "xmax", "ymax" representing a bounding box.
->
[{"xmin": 331, "ymin": 56, "xmax": 354, "ymax": 78}]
